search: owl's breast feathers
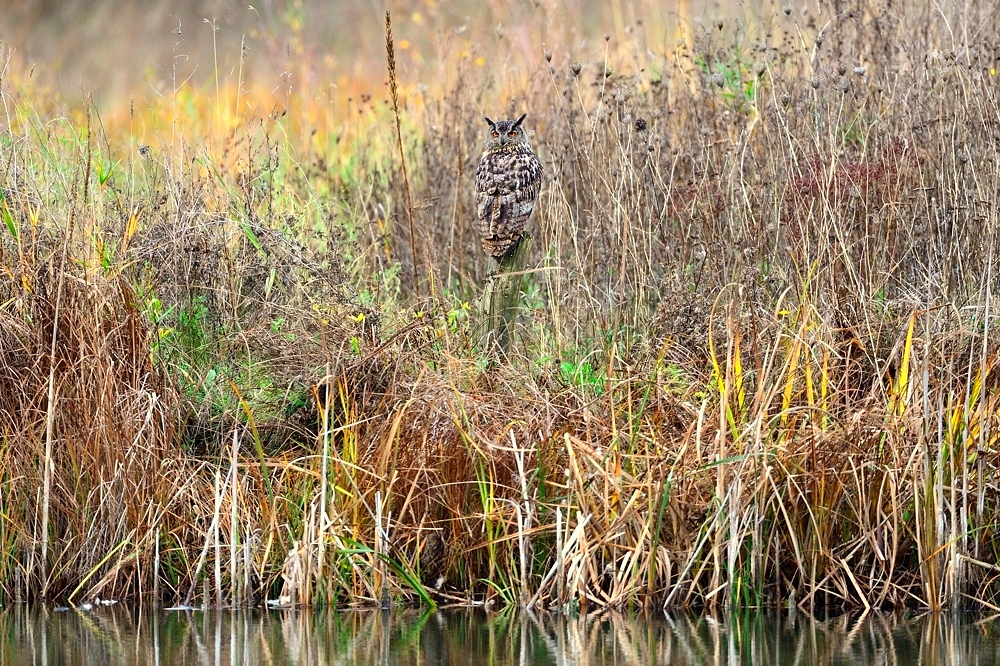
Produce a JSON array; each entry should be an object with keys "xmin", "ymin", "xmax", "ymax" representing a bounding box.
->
[{"xmin": 475, "ymin": 148, "xmax": 543, "ymax": 257}]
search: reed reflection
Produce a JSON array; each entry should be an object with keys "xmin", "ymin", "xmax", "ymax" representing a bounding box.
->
[{"xmin": 1, "ymin": 606, "xmax": 998, "ymax": 665}]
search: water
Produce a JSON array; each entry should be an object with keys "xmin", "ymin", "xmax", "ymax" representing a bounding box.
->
[{"xmin": 1, "ymin": 605, "xmax": 998, "ymax": 665}]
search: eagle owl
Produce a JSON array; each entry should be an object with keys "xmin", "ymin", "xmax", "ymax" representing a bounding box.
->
[{"xmin": 475, "ymin": 114, "xmax": 543, "ymax": 258}]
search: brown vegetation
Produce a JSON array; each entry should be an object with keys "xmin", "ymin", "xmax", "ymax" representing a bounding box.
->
[{"xmin": 2, "ymin": 0, "xmax": 1000, "ymax": 612}]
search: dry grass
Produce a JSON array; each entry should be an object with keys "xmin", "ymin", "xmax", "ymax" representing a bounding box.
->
[{"xmin": 2, "ymin": 0, "xmax": 1000, "ymax": 612}]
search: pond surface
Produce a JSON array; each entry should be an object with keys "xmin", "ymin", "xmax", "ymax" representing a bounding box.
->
[{"xmin": 1, "ymin": 604, "xmax": 999, "ymax": 665}]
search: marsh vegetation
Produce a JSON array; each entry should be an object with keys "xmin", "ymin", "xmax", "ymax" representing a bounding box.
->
[{"xmin": 2, "ymin": 0, "xmax": 1000, "ymax": 612}]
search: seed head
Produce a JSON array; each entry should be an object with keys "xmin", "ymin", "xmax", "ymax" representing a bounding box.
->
[
  {"xmin": 571, "ymin": 61, "xmax": 582, "ymax": 76},
  {"xmin": 635, "ymin": 117, "xmax": 648, "ymax": 131},
  {"xmin": 783, "ymin": 4, "xmax": 792, "ymax": 15},
  {"xmin": 711, "ymin": 72, "xmax": 725, "ymax": 87},
  {"xmin": 544, "ymin": 50, "xmax": 552, "ymax": 62}
]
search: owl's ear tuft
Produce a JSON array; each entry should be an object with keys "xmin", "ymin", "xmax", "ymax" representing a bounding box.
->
[
  {"xmin": 513, "ymin": 113, "xmax": 527, "ymax": 128},
  {"xmin": 484, "ymin": 117, "xmax": 495, "ymax": 128}
]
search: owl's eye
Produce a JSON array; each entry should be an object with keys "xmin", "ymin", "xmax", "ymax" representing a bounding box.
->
[
  {"xmin": 492, "ymin": 131, "xmax": 500, "ymax": 137},
  {"xmin": 507, "ymin": 131, "xmax": 517, "ymax": 137}
]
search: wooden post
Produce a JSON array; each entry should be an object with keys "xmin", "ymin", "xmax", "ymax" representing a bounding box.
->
[{"xmin": 480, "ymin": 232, "xmax": 532, "ymax": 360}]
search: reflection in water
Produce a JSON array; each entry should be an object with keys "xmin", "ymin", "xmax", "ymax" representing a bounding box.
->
[{"xmin": 0, "ymin": 605, "xmax": 998, "ymax": 665}]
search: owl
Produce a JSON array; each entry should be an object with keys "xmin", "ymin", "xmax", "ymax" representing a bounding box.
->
[{"xmin": 475, "ymin": 114, "xmax": 543, "ymax": 258}]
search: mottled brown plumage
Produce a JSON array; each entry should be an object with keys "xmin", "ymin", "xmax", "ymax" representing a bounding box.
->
[{"xmin": 475, "ymin": 114, "xmax": 543, "ymax": 258}]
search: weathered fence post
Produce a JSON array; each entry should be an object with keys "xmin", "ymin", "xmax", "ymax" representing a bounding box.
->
[{"xmin": 480, "ymin": 233, "xmax": 532, "ymax": 360}]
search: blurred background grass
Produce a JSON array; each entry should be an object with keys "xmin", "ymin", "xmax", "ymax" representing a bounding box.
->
[
  {"xmin": 2, "ymin": 0, "xmax": 726, "ymax": 189},
  {"xmin": 2, "ymin": 0, "xmax": 705, "ymax": 119}
]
